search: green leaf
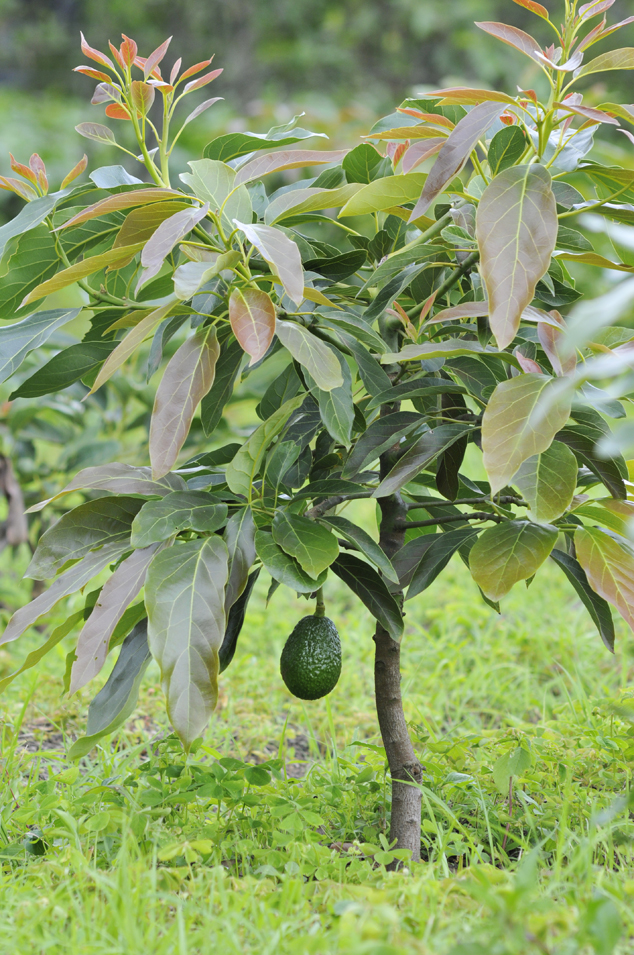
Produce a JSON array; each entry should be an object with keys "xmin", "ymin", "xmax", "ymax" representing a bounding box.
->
[
  {"xmin": 264, "ymin": 184, "xmax": 362, "ymax": 224},
  {"xmin": 58, "ymin": 188, "xmax": 182, "ymax": 231},
  {"xmin": 27, "ymin": 496, "xmax": 143, "ymax": 579},
  {"xmin": 330, "ymin": 553, "xmax": 403, "ymax": 640},
  {"xmin": 314, "ymin": 350, "xmax": 354, "ymax": 446},
  {"xmin": 408, "ymin": 527, "xmax": 481, "ymax": 600},
  {"xmin": 9, "ymin": 341, "xmax": 118, "ymax": 399},
  {"xmin": 575, "ymin": 48, "xmax": 634, "ymax": 79},
  {"xmin": 556, "ymin": 425, "xmax": 626, "ymax": 499},
  {"xmin": 0, "ymin": 193, "xmax": 60, "ymax": 259},
  {"xmin": 556, "ymin": 226, "xmax": 593, "ymax": 252},
  {"xmin": 482, "ymin": 374, "xmax": 572, "ymax": 496},
  {"xmin": 320, "ymin": 515, "xmax": 398, "ymax": 584},
  {"xmin": 575, "ymin": 527, "xmax": 634, "ymax": 634},
  {"xmin": 549, "ymin": 548, "xmax": 615, "ymax": 652},
  {"xmin": 513, "ymin": 440, "xmax": 577, "ymax": 523},
  {"xmin": 339, "ymin": 174, "xmax": 428, "ymax": 217},
  {"xmin": 365, "ymin": 263, "xmax": 429, "ymax": 322},
  {"xmin": 70, "ymin": 544, "xmax": 159, "ymax": 693},
  {"xmin": 315, "ymin": 309, "xmax": 387, "ymax": 354},
  {"xmin": 150, "ymin": 326, "xmax": 220, "ymax": 479},
  {"xmin": 0, "ymin": 307, "xmax": 82, "ymax": 385},
  {"xmin": 21, "ymin": 242, "xmax": 144, "ymax": 307},
  {"xmin": 255, "ymin": 529, "xmax": 328, "ymax": 593},
  {"xmin": 342, "ymin": 411, "xmax": 422, "ymax": 479},
  {"xmin": 276, "ymin": 320, "xmax": 343, "ymax": 391},
  {"xmin": 114, "ymin": 200, "xmax": 192, "ymax": 248},
  {"xmin": 366, "ymin": 378, "xmax": 465, "ymax": 411},
  {"xmin": 257, "ymin": 362, "xmax": 301, "ymax": 420},
  {"xmin": 375, "ymin": 423, "xmax": 472, "ymax": 497},
  {"xmin": 487, "ymin": 126, "xmax": 528, "ymax": 176},
  {"xmin": 68, "ymin": 621, "xmax": 151, "ymax": 760},
  {"xmin": 131, "ymin": 492, "xmax": 228, "ymax": 548},
  {"xmin": 27, "ymin": 463, "xmax": 186, "ymax": 514},
  {"xmin": 225, "ymin": 394, "xmax": 306, "ymax": 498},
  {"xmin": 0, "ymin": 610, "xmax": 84, "ymax": 695},
  {"xmin": 339, "ymin": 334, "xmax": 392, "ymax": 397},
  {"xmin": 476, "ymin": 164, "xmax": 558, "ymax": 349},
  {"xmin": 272, "ymin": 511, "xmax": 339, "ymax": 579},
  {"xmin": 469, "ymin": 520, "xmax": 558, "ymax": 601},
  {"xmin": 201, "ymin": 336, "xmax": 244, "ymax": 437},
  {"xmin": 146, "ymin": 536, "xmax": 229, "ymax": 750},
  {"xmin": 555, "ymin": 250, "xmax": 634, "ymax": 273},
  {"xmin": 204, "ymin": 130, "xmax": 329, "ymax": 163},
  {"xmin": 234, "ymin": 221, "xmax": 304, "ymax": 306},
  {"xmin": 219, "ymin": 568, "xmax": 260, "ymax": 673},
  {"xmin": 381, "ymin": 339, "xmax": 519, "ymax": 366},
  {"xmin": 136, "ymin": 204, "xmax": 210, "ymax": 291},
  {"xmin": 292, "ymin": 479, "xmax": 367, "ymax": 499},
  {"xmin": 492, "ymin": 746, "xmax": 532, "ymax": 794},
  {"xmin": 179, "ymin": 158, "xmax": 251, "ymax": 232},
  {"xmin": 0, "ymin": 226, "xmax": 59, "ymax": 319},
  {"xmin": 224, "ymin": 507, "xmax": 257, "ymax": 612},
  {"xmin": 342, "ymin": 143, "xmax": 384, "ymax": 183}
]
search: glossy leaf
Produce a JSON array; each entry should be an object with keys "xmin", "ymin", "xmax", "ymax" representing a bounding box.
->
[
  {"xmin": 234, "ymin": 221, "xmax": 303, "ymax": 306},
  {"xmin": 474, "ymin": 21, "xmax": 545, "ymax": 64},
  {"xmin": 70, "ymin": 544, "xmax": 158, "ymax": 693},
  {"xmin": 0, "ymin": 227, "xmax": 59, "ymax": 319},
  {"xmin": 557, "ymin": 425, "xmax": 626, "ymax": 499},
  {"xmin": 264, "ymin": 185, "xmax": 361, "ymax": 224},
  {"xmin": 272, "ymin": 511, "xmax": 339, "ymax": 579},
  {"xmin": 225, "ymin": 394, "xmax": 306, "ymax": 498},
  {"xmin": 219, "ymin": 569, "xmax": 260, "ymax": 673},
  {"xmin": 137, "ymin": 204, "xmax": 209, "ymax": 291},
  {"xmin": 342, "ymin": 411, "xmax": 422, "ymax": 479},
  {"xmin": 201, "ymin": 336, "xmax": 244, "ymax": 437},
  {"xmin": 131, "ymin": 491, "xmax": 228, "ymax": 548},
  {"xmin": 469, "ymin": 520, "xmax": 558, "ymax": 600},
  {"xmin": 339, "ymin": 174, "xmax": 428, "ymax": 217},
  {"xmin": 315, "ymin": 350, "xmax": 354, "ymax": 446},
  {"xmin": 320, "ymin": 515, "xmax": 398, "ymax": 583},
  {"xmin": 58, "ymin": 189, "xmax": 181, "ymax": 231},
  {"xmin": 146, "ymin": 536, "xmax": 229, "ymax": 749},
  {"xmin": 550, "ymin": 548, "xmax": 615, "ymax": 651},
  {"xmin": 342, "ymin": 144, "xmax": 383, "ymax": 183},
  {"xmin": 224, "ymin": 507, "xmax": 257, "ymax": 613},
  {"xmin": 409, "ymin": 101, "xmax": 505, "ymax": 221},
  {"xmin": 21, "ymin": 242, "xmax": 144, "ymax": 307},
  {"xmin": 205, "ymin": 129, "xmax": 330, "ymax": 162},
  {"xmin": 89, "ymin": 300, "xmax": 177, "ymax": 395},
  {"xmin": 488, "ymin": 126, "xmax": 528, "ymax": 176},
  {"xmin": 229, "ymin": 288, "xmax": 276, "ymax": 365},
  {"xmin": 234, "ymin": 149, "xmax": 346, "ymax": 185},
  {"xmin": 113, "ymin": 200, "xmax": 191, "ymax": 248},
  {"xmin": 576, "ymin": 527, "xmax": 634, "ymax": 632},
  {"xmin": 382, "ymin": 339, "xmax": 518, "ymax": 366},
  {"xmin": 276, "ymin": 320, "xmax": 343, "ymax": 390},
  {"xmin": 375, "ymin": 423, "xmax": 473, "ymax": 497},
  {"xmin": 576, "ymin": 48, "xmax": 634, "ymax": 78},
  {"xmin": 9, "ymin": 341, "xmax": 117, "ymax": 399},
  {"xmin": 0, "ymin": 307, "xmax": 81, "ymax": 385},
  {"xmin": 482, "ymin": 374, "xmax": 572, "ymax": 495},
  {"xmin": 408, "ymin": 528, "xmax": 481, "ymax": 600},
  {"xmin": 255, "ymin": 529, "xmax": 328, "ymax": 593},
  {"xmin": 476, "ymin": 164, "xmax": 558, "ymax": 349},
  {"xmin": 330, "ymin": 553, "xmax": 403, "ymax": 640},
  {"xmin": 179, "ymin": 159, "xmax": 251, "ymax": 232},
  {"xmin": 513, "ymin": 440, "xmax": 577, "ymax": 522},
  {"xmin": 150, "ymin": 326, "xmax": 220, "ymax": 479}
]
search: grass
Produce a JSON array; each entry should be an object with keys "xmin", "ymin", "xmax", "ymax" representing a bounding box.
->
[{"xmin": 2, "ymin": 554, "xmax": 634, "ymax": 954}]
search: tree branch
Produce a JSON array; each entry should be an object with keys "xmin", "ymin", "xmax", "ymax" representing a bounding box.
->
[
  {"xmin": 406, "ymin": 495, "xmax": 525, "ymax": 509},
  {"xmin": 307, "ymin": 491, "xmax": 373, "ymax": 520},
  {"xmin": 396, "ymin": 511, "xmax": 504, "ymax": 529}
]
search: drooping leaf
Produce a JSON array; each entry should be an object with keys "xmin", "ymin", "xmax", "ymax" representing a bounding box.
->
[
  {"xmin": 150, "ymin": 326, "xmax": 220, "ymax": 479},
  {"xmin": 330, "ymin": 553, "xmax": 403, "ymax": 640},
  {"xmin": 474, "ymin": 21, "xmax": 545, "ymax": 64},
  {"xmin": 272, "ymin": 511, "xmax": 339, "ymax": 579},
  {"xmin": 0, "ymin": 541, "xmax": 129, "ymax": 647},
  {"xmin": 315, "ymin": 350, "xmax": 354, "ymax": 446},
  {"xmin": 9, "ymin": 341, "xmax": 117, "ymax": 399},
  {"xmin": 233, "ymin": 221, "xmax": 304, "ymax": 306},
  {"xmin": 575, "ymin": 527, "xmax": 634, "ymax": 634},
  {"xmin": 136, "ymin": 204, "xmax": 209, "ymax": 291},
  {"xmin": 70, "ymin": 545, "xmax": 158, "ymax": 693},
  {"xmin": 408, "ymin": 527, "xmax": 482, "ymax": 600},
  {"xmin": 224, "ymin": 507, "xmax": 257, "ymax": 613},
  {"xmin": 0, "ymin": 611, "xmax": 84, "ymax": 695},
  {"xmin": 341, "ymin": 411, "xmax": 422, "ymax": 479},
  {"xmin": 21, "ymin": 242, "xmax": 144, "ymax": 308},
  {"xmin": 68, "ymin": 621, "xmax": 152, "ymax": 759},
  {"xmin": 27, "ymin": 464, "xmax": 186, "ymax": 514},
  {"xmin": 0, "ymin": 307, "xmax": 82, "ymax": 385},
  {"xmin": 469, "ymin": 520, "xmax": 558, "ymax": 600},
  {"xmin": 476, "ymin": 164, "xmax": 558, "ymax": 349},
  {"xmin": 549, "ymin": 548, "xmax": 615, "ymax": 651},
  {"xmin": 482, "ymin": 374, "xmax": 572, "ymax": 495},
  {"xmin": 320, "ymin": 515, "xmax": 398, "ymax": 583},
  {"xmin": 200, "ymin": 336, "xmax": 244, "ymax": 437},
  {"xmin": 512, "ymin": 440, "xmax": 577, "ymax": 522},
  {"xmin": 408, "ymin": 101, "xmax": 505, "ymax": 221},
  {"xmin": 557, "ymin": 425, "xmax": 626, "ymax": 499},
  {"xmin": 27, "ymin": 496, "xmax": 143, "ymax": 579},
  {"xmin": 131, "ymin": 491, "xmax": 228, "ymax": 548},
  {"xmin": 254, "ymin": 529, "xmax": 328, "ymax": 593},
  {"xmin": 338, "ymin": 174, "xmax": 428, "ymax": 217},
  {"xmin": 219, "ymin": 569, "xmax": 260, "ymax": 672},
  {"xmin": 229, "ymin": 288, "xmax": 276, "ymax": 365},
  {"xmin": 276, "ymin": 320, "xmax": 343, "ymax": 391},
  {"xmin": 375, "ymin": 423, "xmax": 473, "ymax": 497},
  {"xmin": 145, "ymin": 536, "xmax": 229, "ymax": 749},
  {"xmin": 234, "ymin": 149, "xmax": 346, "ymax": 185},
  {"xmin": 225, "ymin": 394, "xmax": 306, "ymax": 498}
]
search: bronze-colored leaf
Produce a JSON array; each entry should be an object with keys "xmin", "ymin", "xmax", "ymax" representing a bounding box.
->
[
  {"xmin": 57, "ymin": 189, "xmax": 182, "ymax": 231},
  {"xmin": 475, "ymin": 21, "xmax": 544, "ymax": 64},
  {"xmin": 234, "ymin": 149, "xmax": 348, "ymax": 186},
  {"xmin": 229, "ymin": 288, "xmax": 276, "ymax": 365},
  {"xmin": 476, "ymin": 164, "xmax": 557, "ymax": 349},
  {"xmin": 137, "ymin": 203, "xmax": 209, "ymax": 291},
  {"xmin": 576, "ymin": 526, "xmax": 634, "ymax": 632},
  {"xmin": 234, "ymin": 221, "xmax": 304, "ymax": 306},
  {"xmin": 113, "ymin": 200, "xmax": 191, "ymax": 248}
]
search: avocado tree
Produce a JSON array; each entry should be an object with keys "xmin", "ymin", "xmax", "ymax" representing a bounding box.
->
[{"xmin": 2, "ymin": 2, "xmax": 634, "ymax": 863}]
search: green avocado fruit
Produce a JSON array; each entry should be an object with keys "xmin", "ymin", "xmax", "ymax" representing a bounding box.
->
[{"xmin": 280, "ymin": 614, "xmax": 342, "ymax": 700}]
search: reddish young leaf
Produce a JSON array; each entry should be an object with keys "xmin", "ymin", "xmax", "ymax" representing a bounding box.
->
[
  {"xmin": 9, "ymin": 154, "xmax": 37, "ymax": 185},
  {"xmin": 108, "ymin": 41, "xmax": 127, "ymax": 70},
  {"xmin": 514, "ymin": 350, "xmax": 542, "ymax": 373},
  {"xmin": 143, "ymin": 37, "xmax": 172, "ymax": 79},
  {"xmin": 58, "ymin": 188, "xmax": 182, "ymax": 230},
  {"xmin": 229, "ymin": 288, "xmax": 276, "ymax": 366},
  {"xmin": 553, "ymin": 102, "xmax": 619, "ymax": 125},
  {"xmin": 234, "ymin": 221, "xmax": 304, "ymax": 306},
  {"xmin": 427, "ymin": 87, "xmax": 518, "ymax": 106},
  {"xmin": 538, "ymin": 313, "xmax": 576, "ymax": 377},
  {"xmin": 409, "ymin": 100, "xmax": 505, "ymax": 221},
  {"xmin": 80, "ymin": 32, "xmax": 115, "ymax": 71},
  {"xmin": 475, "ymin": 22, "xmax": 544, "ymax": 64},
  {"xmin": 183, "ymin": 68, "xmax": 223, "ymax": 94},
  {"xmin": 579, "ymin": 0, "xmax": 615, "ymax": 19},
  {"xmin": 170, "ymin": 57, "xmax": 182, "ymax": 84},
  {"xmin": 396, "ymin": 108, "xmax": 455, "ymax": 128},
  {"xmin": 235, "ymin": 149, "xmax": 349, "ymax": 185},
  {"xmin": 426, "ymin": 302, "xmax": 490, "ymax": 324},
  {"xmin": 179, "ymin": 97, "xmax": 224, "ymax": 130},
  {"xmin": 0, "ymin": 176, "xmax": 37, "ymax": 201},
  {"xmin": 120, "ymin": 35, "xmax": 138, "ymax": 67},
  {"xmin": 105, "ymin": 103, "xmax": 132, "ymax": 120},
  {"xmin": 130, "ymin": 80, "xmax": 156, "ymax": 114},
  {"xmin": 73, "ymin": 65, "xmax": 115, "ymax": 83},
  {"xmin": 29, "ymin": 154, "xmax": 47, "ymax": 193},
  {"xmin": 510, "ymin": 0, "xmax": 550, "ymax": 19},
  {"xmin": 401, "ymin": 138, "xmax": 445, "ymax": 173},
  {"xmin": 599, "ymin": 17, "xmax": 634, "ymax": 42},
  {"xmin": 179, "ymin": 57, "xmax": 213, "ymax": 83},
  {"xmin": 91, "ymin": 82, "xmax": 121, "ymax": 105},
  {"xmin": 60, "ymin": 155, "xmax": 88, "ymax": 190},
  {"xmin": 137, "ymin": 203, "xmax": 210, "ymax": 291},
  {"xmin": 577, "ymin": 19, "xmax": 607, "ymax": 51},
  {"xmin": 387, "ymin": 141, "xmax": 409, "ymax": 166}
]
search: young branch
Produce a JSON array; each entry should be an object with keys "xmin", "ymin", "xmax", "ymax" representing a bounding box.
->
[{"xmin": 396, "ymin": 511, "xmax": 505, "ymax": 529}]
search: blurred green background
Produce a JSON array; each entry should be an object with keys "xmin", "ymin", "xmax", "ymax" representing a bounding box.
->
[{"xmin": 0, "ymin": 0, "xmax": 633, "ymax": 218}]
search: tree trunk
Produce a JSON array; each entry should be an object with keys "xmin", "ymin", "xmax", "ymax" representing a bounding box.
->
[{"xmin": 375, "ymin": 485, "xmax": 422, "ymax": 863}]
